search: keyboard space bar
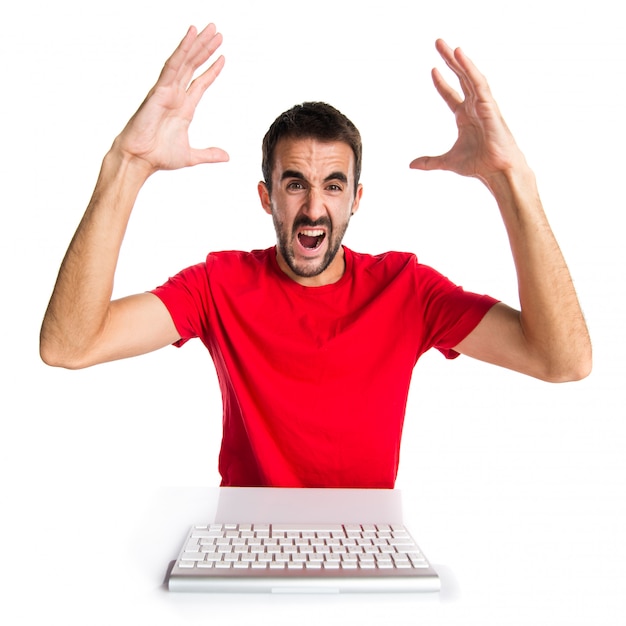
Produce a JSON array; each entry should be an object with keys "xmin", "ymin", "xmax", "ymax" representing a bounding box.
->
[{"xmin": 271, "ymin": 523, "xmax": 344, "ymax": 532}]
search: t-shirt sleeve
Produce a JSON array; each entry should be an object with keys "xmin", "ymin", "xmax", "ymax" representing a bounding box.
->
[
  {"xmin": 150, "ymin": 260, "xmax": 213, "ymax": 347},
  {"xmin": 414, "ymin": 260, "xmax": 499, "ymax": 359}
]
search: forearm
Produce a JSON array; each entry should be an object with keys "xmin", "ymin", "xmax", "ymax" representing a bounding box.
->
[
  {"xmin": 40, "ymin": 145, "xmax": 151, "ymax": 367},
  {"xmin": 484, "ymin": 163, "xmax": 592, "ymax": 380}
]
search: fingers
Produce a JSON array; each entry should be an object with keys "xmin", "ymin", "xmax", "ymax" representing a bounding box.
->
[
  {"xmin": 156, "ymin": 26, "xmax": 198, "ymax": 87},
  {"xmin": 187, "ymin": 54, "xmax": 226, "ymax": 109},
  {"xmin": 431, "ymin": 67, "xmax": 462, "ymax": 113},
  {"xmin": 434, "ymin": 38, "xmax": 492, "ymax": 102},
  {"xmin": 435, "ymin": 40, "xmax": 464, "ymax": 81},
  {"xmin": 188, "ymin": 24, "xmax": 223, "ymax": 73},
  {"xmin": 158, "ymin": 23, "xmax": 224, "ymax": 91}
]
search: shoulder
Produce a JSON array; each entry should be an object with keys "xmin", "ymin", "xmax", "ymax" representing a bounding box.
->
[
  {"xmin": 346, "ymin": 247, "xmax": 430, "ymax": 281},
  {"xmin": 346, "ymin": 247, "xmax": 466, "ymax": 297},
  {"xmin": 156, "ymin": 249, "xmax": 273, "ymax": 292},
  {"xmin": 205, "ymin": 248, "xmax": 274, "ymax": 274},
  {"xmin": 347, "ymin": 248, "xmax": 416, "ymax": 270},
  {"xmin": 207, "ymin": 248, "xmax": 272, "ymax": 265},
  {"xmin": 203, "ymin": 249, "xmax": 279, "ymax": 293}
]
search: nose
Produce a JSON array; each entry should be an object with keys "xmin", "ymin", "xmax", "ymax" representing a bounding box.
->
[{"xmin": 301, "ymin": 187, "xmax": 327, "ymax": 221}]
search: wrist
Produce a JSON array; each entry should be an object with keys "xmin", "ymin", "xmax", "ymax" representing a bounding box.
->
[
  {"xmin": 483, "ymin": 162, "xmax": 547, "ymax": 232},
  {"xmin": 107, "ymin": 137, "xmax": 156, "ymax": 184},
  {"xmin": 481, "ymin": 157, "xmax": 536, "ymax": 201},
  {"xmin": 89, "ymin": 144, "xmax": 152, "ymax": 218}
]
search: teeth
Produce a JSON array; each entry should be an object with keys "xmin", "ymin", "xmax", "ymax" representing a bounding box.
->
[{"xmin": 300, "ymin": 229, "xmax": 325, "ymax": 237}]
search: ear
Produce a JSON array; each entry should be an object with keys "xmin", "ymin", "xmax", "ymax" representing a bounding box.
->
[
  {"xmin": 258, "ymin": 181, "xmax": 272, "ymax": 215},
  {"xmin": 350, "ymin": 183, "xmax": 364, "ymax": 216}
]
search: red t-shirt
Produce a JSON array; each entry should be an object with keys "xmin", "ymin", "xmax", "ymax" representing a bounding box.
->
[{"xmin": 152, "ymin": 246, "xmax": 497, "ymax": 488}]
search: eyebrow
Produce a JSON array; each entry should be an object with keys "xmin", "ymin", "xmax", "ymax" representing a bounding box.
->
[{"xmin": 281, "ymin": 170, "xmax": 348, "ymax": 184}]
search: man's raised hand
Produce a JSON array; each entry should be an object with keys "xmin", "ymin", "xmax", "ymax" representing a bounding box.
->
[
  {"xmin": 410, "ymin": 39, "xmax": 525, "ymax": 184},
  {"xmin": 114, "ymin": 24, "xmax": 229, "ymax": 176}
]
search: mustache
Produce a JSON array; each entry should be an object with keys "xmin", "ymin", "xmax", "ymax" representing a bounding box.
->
[{"xmin": 292, "ymin": 216, "xmax": 331, "ymax": 232}]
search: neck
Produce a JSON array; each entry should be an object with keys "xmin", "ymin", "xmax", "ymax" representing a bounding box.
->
[{"xmin": 275, "ymin": 246, "xmax": 346, "ymax": 287}]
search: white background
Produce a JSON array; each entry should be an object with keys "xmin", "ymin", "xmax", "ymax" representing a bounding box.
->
[{"xmin": 1, "ymin": 1, "xmax": 624, "ymax": 624}]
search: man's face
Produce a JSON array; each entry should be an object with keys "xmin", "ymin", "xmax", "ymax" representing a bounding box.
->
[{"xmin": 258, "ymin": 137, "xmax": 363, "ymax": 287}]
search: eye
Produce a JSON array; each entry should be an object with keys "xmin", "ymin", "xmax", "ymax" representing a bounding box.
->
[
  {"xmin": 326, "ymin": 184, "xmax": 343, "ymax": 192},
  {"xmin": 286, "ymin": 181, "xmax": 305, "ymax": 191}
]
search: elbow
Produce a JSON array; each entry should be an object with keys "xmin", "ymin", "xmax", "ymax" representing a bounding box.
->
[
  {"xmin": 539, "ymin": 348, "xmax": 593, "ymax": 384},
  {"xmin": 39, "ymin": 336, "xmax": 91, "ymax": 370},
  {"xmin": 39, "ymin": 346, "xmax": 80, "ymax": 370},
  {"xmin": 568, "ymin": 353, "xmax": 593, "ymax": 382},
  {"xmin": 39, "ymin": 333, "xmax": 61, "ymax": 368},
  {"xmin": 545, "ymin": 363, "xmax": 591, "ymax": 384}
]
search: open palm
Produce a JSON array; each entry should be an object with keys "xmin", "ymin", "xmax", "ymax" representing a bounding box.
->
[
  {"xmin": 411, "ymin": 40, "xmax": 523, "ymax": 183},
  {"xmin": 115, "ymin": 24, "xmax": 229, "ymax": 174}
]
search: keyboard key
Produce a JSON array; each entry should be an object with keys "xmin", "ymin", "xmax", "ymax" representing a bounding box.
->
[
  {"xmin": 271, "ymin": 524, "xmax": 344, "ymax": 533},
  {"xmin": 191, "ymin": 530, "xmax": 213, "ymax": 539},
  {"xmin": 181, "ymin": 552, "xmax": 205, "ymax": 561}
]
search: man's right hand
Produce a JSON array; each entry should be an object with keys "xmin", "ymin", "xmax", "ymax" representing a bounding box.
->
[{"xmin": 113, "ymin": 23, "xmax": 229, "ymax": 176}]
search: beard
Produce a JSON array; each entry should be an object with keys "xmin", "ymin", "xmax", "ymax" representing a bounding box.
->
[{"xmin": 272, "ymin": 214, "xmax": 350, "ymax": 278}]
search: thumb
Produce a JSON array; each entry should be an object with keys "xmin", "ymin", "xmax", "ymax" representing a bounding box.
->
[
  {"xmin": 409, "ymin": 154, "xmax": 446, "ymax": 171},
  {"xmin": 190, "ymin": 146, "xmax": 230, "ymax": 166}
]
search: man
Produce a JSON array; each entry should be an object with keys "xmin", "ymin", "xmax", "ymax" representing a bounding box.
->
[{"xmin": 40, "ymin": 24, "xmax": 591, "ymax": 488}]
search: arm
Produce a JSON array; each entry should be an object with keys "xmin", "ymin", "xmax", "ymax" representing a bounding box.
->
[
  {"xmin": 410, "ymin": 40, "xmax": 591, "ymax": 382},
  {"xmin": 40, "ymin": 24, "xmax": 229, "ymax": 369}
]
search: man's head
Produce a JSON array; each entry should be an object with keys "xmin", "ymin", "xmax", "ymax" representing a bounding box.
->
[{"xmin": 258, "ymin": 102, "xmax": 364, "ymax": 287}]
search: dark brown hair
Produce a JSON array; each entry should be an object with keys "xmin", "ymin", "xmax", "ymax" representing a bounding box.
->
[{"xmin": 261, "ymin": 102, "xmax": 362, "ymax": 195}]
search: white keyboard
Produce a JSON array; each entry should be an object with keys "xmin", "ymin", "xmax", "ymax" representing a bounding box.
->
[
  {"xmin": 167, "ymin": 488, "xmax": 440, "ymax": 592},
  {"xmin": 175, "ymin": 522, "xmax": 431, "ymax": 571}
]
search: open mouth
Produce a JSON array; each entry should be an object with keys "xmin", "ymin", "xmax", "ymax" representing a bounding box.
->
[{"xmin": 297, "ymin": 229, "xmax": 326, "ymax": 250}]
